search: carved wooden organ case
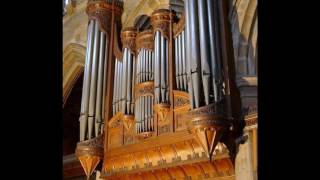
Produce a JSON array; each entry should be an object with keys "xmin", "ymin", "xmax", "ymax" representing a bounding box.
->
[{"xmin": 76, "ymin": 0, "xmax": 236, "ymax": 179}]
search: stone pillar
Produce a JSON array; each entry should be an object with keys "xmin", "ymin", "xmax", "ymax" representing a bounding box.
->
[{"xmin": 235, "ymin": 76, "xmax": 257, "ymax": 180}]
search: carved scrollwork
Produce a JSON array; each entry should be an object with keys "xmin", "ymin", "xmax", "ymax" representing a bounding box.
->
[
  {"xmin": 86, "ymin": 0, "xmax": 123, "ymax": 36},
  {"xmin": 173, "ymin": 14, "xmax": 185, "ymax": 38},
  {"xmin": 173, "ymin": 90, "xmax": 190, "ymax": 109},
  {"xmin": 151, "ymin": 9, "xmax": 174, "ymax": 39},
  {"xmin": 121, "ymin": 27, "xmax": 137, "ymax": 54},
  {"xmin": 136, "ymin": 29, "xmax": 154, "ymax": 53},
  {"xmin": 135, "ymin": 81, "xmax": 154, "ymax": 99}
]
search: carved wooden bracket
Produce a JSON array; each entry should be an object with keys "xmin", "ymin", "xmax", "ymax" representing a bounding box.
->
[
  {"xmin": 151, "ymin": 9, "xmax": 174, "ymax": 39},
  {"xmin": 123, "ymin": 115, "xmax": 135, "ymax": 130},
  {"xmin": 121, "ymin": 27, "xmax": 137, "ymax": 54},
  {"xmin": 86, "ymin": 0, "xmax": 123, "ymax": 36},
  {"xmin": 154, "ymin": 103, "xmax": 171, "ymax": 123},
  {"xmin": 136, "ymin": 29, "xmax": 154, "ymax": 53},
  {"xmin": 75, "ymin": 134, "xmax": 104, "ymax": 178},
  {"xmin": 188, "ymin": 103, "xmax": 228, "ymax": 160}
]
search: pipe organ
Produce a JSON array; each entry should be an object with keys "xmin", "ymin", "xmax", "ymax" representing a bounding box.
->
[{"xmin": 76, "ymin": 0, "xmax": 238, "ymax": 179}]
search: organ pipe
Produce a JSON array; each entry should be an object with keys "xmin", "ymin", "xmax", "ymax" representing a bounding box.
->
[
  {"xmin": 80, "ymin": 20, "xmax": 94, "ymax": 141},
  {"xmin": 154, "ymin": 31, "xmax": 161, "ymax": 104},
  {"xmin": 181, "ymin": 30, "xmax": 187, "ymax": 92},
  {"xmin": 88, "ymin": 21, "xmax": 101, "ymax": 139},
  {"xmin": 95, "ymin": 31, "xmax": 106, "ymax": 136}
]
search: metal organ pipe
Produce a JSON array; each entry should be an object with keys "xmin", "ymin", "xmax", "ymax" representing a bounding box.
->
[
  {"xmin": 95, "ymin": 31, "xmax": 106, "ymax": 136},
  {"xmin": 154, "ymin": 31, "xmax": 161, "ymax": 104},
  {"xmin": 184, "ymin": 0, "xmax": 194, "ymax": 109},
  {"xmin": 198, "ymin": 0, "xmax": 211, "ymax": 105},
  {"xmin": 160, "ymin": 35, "xmax": 166, "ymax": 103},
  {"xmin": 102, "ymin": 35, "xmax": 109, "ymax": 126},
  {"xmin": 181, "ymin": 30, "xmax": 187, "ymax": 92},
  {"xmin": 189, "ymin": 0, "xmax": 202, "ymax": 108},
  {"xmin": 88, "ymin": 21, "xmax": 101, "ymax": 139},
  {"xmin": 207, "ymin": 0, "xmax": 218, "ymax": 102},
  {"xmin": 121, "ymin": 48, "xmax": 128, "ymax": 113},
  {"xmin": 182, "ymin": 0, "xmax": 225, "ymax": 109},
  {"xmin": 80, "ymin": 20, "xmax": 94, "ymax": 141},
  {"xmin": 112, "ymin": 60, "xmax": 117, "ymax": 115},
  {"xmin": 174, "ymin": 37, "xmax": 180, "ymax": 90},
  {"xmin": 178, "ymin": 34, "xmax": 183, "ymax": 91}
]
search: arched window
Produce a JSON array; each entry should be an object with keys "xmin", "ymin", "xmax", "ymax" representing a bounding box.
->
[{"xmin": 63, "ymin": 72, "xmax": 83, "ymax": 156}]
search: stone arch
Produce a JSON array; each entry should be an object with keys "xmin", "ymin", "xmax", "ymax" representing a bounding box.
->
[
  {"xmin": 122, "ymin": 0, "xmax": 170, "ymax": 28},
  {"xmin": 63, "ymin": 43, "xmax": 86, "ymax": 107},
  {"xmin": 229, "ymin": 0, "xmax": 257, "ymax": 77}
]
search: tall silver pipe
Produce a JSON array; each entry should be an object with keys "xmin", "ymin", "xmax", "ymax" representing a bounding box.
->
[
  {"xmin": 127, "ymin": 51, "xmax": 133, "ymax": 114},
  {"xmin": 145, "ymin": 50, "xmax": 148, "ymax": 81},
  {"xmin": 135, "ymin": 98, "xmax": 138, "ymax": 133},
  {"xmin": 144, "ymin": 96, "xmax": 147, "ymax": 132},
  {"xmin": 122, "ymin": 48, "xmax": 128, "ymax": 113},
  {"xmin": 80, "ymin": 20, "xmax": 95, "ymax": 141},
  {"xmin": 175, "ymin": 37, "xmax": 180, "ymax": 90},
  {"xmin": 165, "ymin": 39, "xmax": 169, "ymax": 102},
  {"xmin": 137, "ymin": 98, "xmax": 141, "ymax": 133},
  {"xmin": 117, "ymin": 60, "xmax": 121, "ymax": 112},
  {"xmin": 141, "ymin": 49, "xmax": 145, "ymax": 82},
  {"xmin": 181, "ymin": 30, "xmax": 187, "ymax": 92},
  {"xmin": 147, "ymin": 50, "xmax": 150, "ymax": 81},
  {"xmin": 112, "ymin": 60, "xmax": 117, "ymax": 115},
  {"xmin": 102, "ymin": 36, "xmax": 109, "ymax": 120},
  {"xmin": 131, "ymin": 56, "xmax": 136, "ymax": 113},
  {"xmin": 115, "ymin": 60, "xmax": 119, "ymax": 113},
  {"xmin": 88, "ymin": 22, "xmax": 101, "ymax": 139},
  {"xmin": 184, "ymin": 0, "xmax": 194, "ymax": 109},
  {"xmin": 151, "ymin": 96, "xmax": 154, "ymax": 131},
  {"xmin": 154, "ymin": 31, "xmax": 161, "ymax": 104},
  {"xmin": 151, "ymin": 51, "xmax": 154, "ymax": 80},
  {"xmin": 95, "ymin": 31, "xmax": 106, "ymax": 136},
  {"xmin": 118, "ymin": 61, "xmax": 123, "ymax": 112},
  {"xmin": 145, "ymin": 96, "xmax": 149, "ymax": 131},
  {"xmin": 144, "ymin": 49, "xmax": 147, "ymax": 82},
  {"xmin": 148, "ymin": 51, "xmax": 152, "ymax": 81},
  {"xmin": 178, "ymin": 34, "xmax": 183, "ymax": 90},
  {"xmin": 141, "ymin": 96, "xmax": 143, "ymax": 132},
  {"xmin": 207, "ymin": 0, "xmax": 219, "ymax": 102},
  {"xmin": 189, "ymin": 0, "xmax": 201, "ymax": 108},
  {"xmin": 160, "ymin": 35, "xmax": 166, "ymax": 103},
  {"xmin": 136, "ymin": 53, "xmax": 140, "ymax": 83},
  {"xmin": 139, "ymin": 51, "xmax": 142, "ymax": 83},
  {"xmin": 198, "ymin": 0, "xmax": 211, "ymax": 105}
]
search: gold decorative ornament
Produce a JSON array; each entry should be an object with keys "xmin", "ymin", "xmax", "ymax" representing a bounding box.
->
[
  {"xmin": 86, "ymin": 0, "xmax": 123, "ymax": 36},
  {"xmin": 121, "ymin": 27, "xmax": 137, "ymax": 54},
  {"xmin": 150, "ymin": 9, "xmax": 174, "ymax": 39}
]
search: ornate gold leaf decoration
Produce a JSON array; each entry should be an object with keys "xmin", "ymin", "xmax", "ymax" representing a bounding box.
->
[
  {"xmin": 150, "ymin": 9, "xmax": 174, "ymax": 39},
  {"xmin": 121, "ymin": 27, "xmax": 137, "ymax": 54}
]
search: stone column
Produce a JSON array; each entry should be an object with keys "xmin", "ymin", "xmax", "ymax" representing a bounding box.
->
[{"xmin": 235, "ymin": 76, "xmax": 257, "ymax": 180}]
